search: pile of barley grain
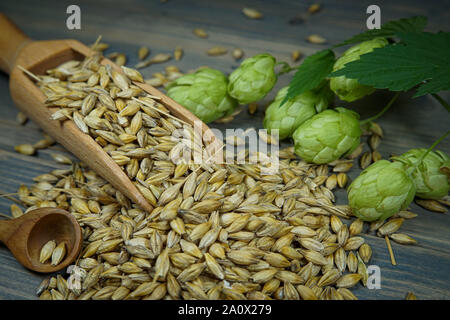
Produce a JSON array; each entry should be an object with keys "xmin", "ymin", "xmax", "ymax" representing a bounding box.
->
[
  {"xmin": 18, "ymin": 51, "xmax": 415, "ymax": 300},
  {"xmin": 28, "ymin": 153, "xmax": 365, "ymax": 300},
  {"xmin": 20, "ymin": 53, "xmax": 360, "ymax": 300}
]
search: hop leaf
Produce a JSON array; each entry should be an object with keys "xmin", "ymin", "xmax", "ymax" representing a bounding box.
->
[
  {"xmin": 333, "ymin": 15, "xmax": 427, "ymax": 47},
  {"xmin": 283, "ymin": 16, "xmax": 429, "ymax": 104},
  {"xmin": 330, "ymin": 38, "xmax": 389, "ymax": 102},
  {"xmin": 330, "ymin": 32, "xmax": 450, "ymax": 97},
  {"xmin": 281, "ymin": 50, "xmax": 335, "ymax": 105}
]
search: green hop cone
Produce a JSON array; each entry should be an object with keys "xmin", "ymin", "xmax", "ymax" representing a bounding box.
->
[
  {"xmin": 263, "ymin": 82, "xmax": 334, "ymax": 140},
  {"xmin": 292, "ymin": 107, "xmax": 361, "ymax": 164},
  {"xmin": 348, "ymin": 160, "xmax": 416, "ymax": 221},
  {"xmin": 392, "ymin": 149, "xmax": 449, "ymax": 199},
  {"xmin": 330, "ymin": 37, "xmax": 389, "ymax": 102},
  {"xmin": 166, "ymin": 68, "xmax": 237, "ymax": 123},
  {"xmin": 228, "ymin": 53, "xmax": 277, "ymax": 104}
]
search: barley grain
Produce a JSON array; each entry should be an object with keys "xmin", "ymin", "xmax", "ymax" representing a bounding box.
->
[
  {"xmin": 207, "ymin": 46, "xmax": 228, "ymax": 56},
  {"xmin": 308, "ymin": 4, "xmax": 321, "ymax": 14},
  {"xmin": 39, "ymin": 240, "xmax": 56, "ymax": 264},
  {"xmin": 193, "ymin": 28, "xmax": 208, "ymax": 38},
  {"xmin": 389, "ymin": 233, "xmax": 417, "ymax": 245},
  {"xmin": 306, "ymin": 34, "xmax": 327, "ymax": 44},
  {"xmin": 232, "ymin": 48, "xmax": 244, "ymax": 60},
  {"xmin": 138, "ymin": 47, "xmax": 150, "ymax": 60},
  {"xmin": 242, "ymin": 7, "xmax": 263, "ymax": 19},
  {"xmin": 415, "ymin": 199, "xmax": 447, "ymax": 213}
]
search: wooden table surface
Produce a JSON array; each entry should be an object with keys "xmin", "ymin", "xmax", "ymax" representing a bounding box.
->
[{"xmin": 0, "ymin": 0, "xmax": 449, "ymax": 300}]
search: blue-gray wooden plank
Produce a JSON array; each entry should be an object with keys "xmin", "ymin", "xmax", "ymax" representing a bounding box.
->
[{"xmin": 0, "ymin": 0, "xmax": 448, "ymax": 300}]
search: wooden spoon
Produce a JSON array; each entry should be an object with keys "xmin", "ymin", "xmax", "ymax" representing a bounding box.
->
[
  {"xmin": 0, "ymin": 207, "xmax": 82, "ymax": 273},
  {"xmin": 0, "ymin": 13, "xmax": 223, "ymax": 213}
]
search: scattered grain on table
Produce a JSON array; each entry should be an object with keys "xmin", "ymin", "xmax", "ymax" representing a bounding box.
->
[
  {"xmin": 306, "ymin": 34, "xmax": 327, "ymax": 44},
  {"xmin": 232, "ymin": 48, "xmax": 244, "ymax": 60},
  {"xmin": 193, "ymin": 28, "xmax": 208, "ymax": 38},
  {"xmin": 174, "ymin": 47, "xmax": 183, "ymax": 61},
  {"xmin": 207, "ymin": 46, "xmax": 228, "ymax": 56},
  {"xmin": 135, "ymin": 53, "xmax": 172, "ymax": 69},
  {"xmin": 242, "ymin": 7, "xmax": 263, "ymax": 19},
  {"xmin": 91, "ymin": 42, "xmax": 109, "ymax": 52},
  {"xmin": 308, "ymin": 3, "xmax": 322, "ymax": 14},
  {"xmin": 138, "ymin": 47, "xmax": 150, "ymax": 60},
  {"xmin": 248, "ymin": 103, "xmax": 257, "ymax": 115},
  {"xmin": 16, "ymin": 111, "xmax": 28, "ymax": 125},
  {"xmin": 291, "ymin": 50, "xmax": 303, "ymax": 62},
  {"xmin": 14, "ymin": 144, "xmax": 35, "ymax": 155},
  {"xmin": 415, "ymin": 199, "xmax": 447, "ymax": 213},
  {"xmin": 115, "ymin": 54, "xmax": 127, "ymax": 66}
]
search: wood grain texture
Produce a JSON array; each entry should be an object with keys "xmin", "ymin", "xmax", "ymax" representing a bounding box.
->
[{"xmin": 0, "ymin": 0, "xmax": 449, "ymax": 300}]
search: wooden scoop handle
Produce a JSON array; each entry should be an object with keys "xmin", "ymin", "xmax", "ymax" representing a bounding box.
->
[
  {"xmin": 0, "ymin": 13, "xmax": 32, "ymax": 74},
  {"xmin": 1, "ymin": 13, "xmax": 154, "ymax": 213},
  {"xmin": 0, "ymin": 218, "xmax": 16, "ymax": 244}
]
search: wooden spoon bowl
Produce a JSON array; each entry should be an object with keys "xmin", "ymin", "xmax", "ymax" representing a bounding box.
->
[{"xmin": 0, "ymin": 207, "xmax": 82, "ymax": 273}]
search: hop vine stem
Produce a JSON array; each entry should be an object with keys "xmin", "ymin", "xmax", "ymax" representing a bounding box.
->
[
  {"xmin": 390, "ymin": 130, "xmax": 449, "ymax": 176},
  {"xmin": 410, "ymin": 130, "xmax": 450, "ymax": 172},
  {"xmin": 359, "ymin": 92, "xmax": 400, "ymax": 126},
  {"xmin": 276, "ymin": 61, "xmax": 296, "ymax": 76},
  {"xmin": 431, "ymin": 93, "xmax": 450, "ymax": 113}
]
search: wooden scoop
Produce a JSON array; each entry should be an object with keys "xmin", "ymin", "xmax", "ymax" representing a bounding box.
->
[
  {"xmin": 0, "ymin": 207, "xmax": 82, "ymax": 273},
  {"xmin": 0, "ymin": 13, "xmax": 223, "ymax": 214}
]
